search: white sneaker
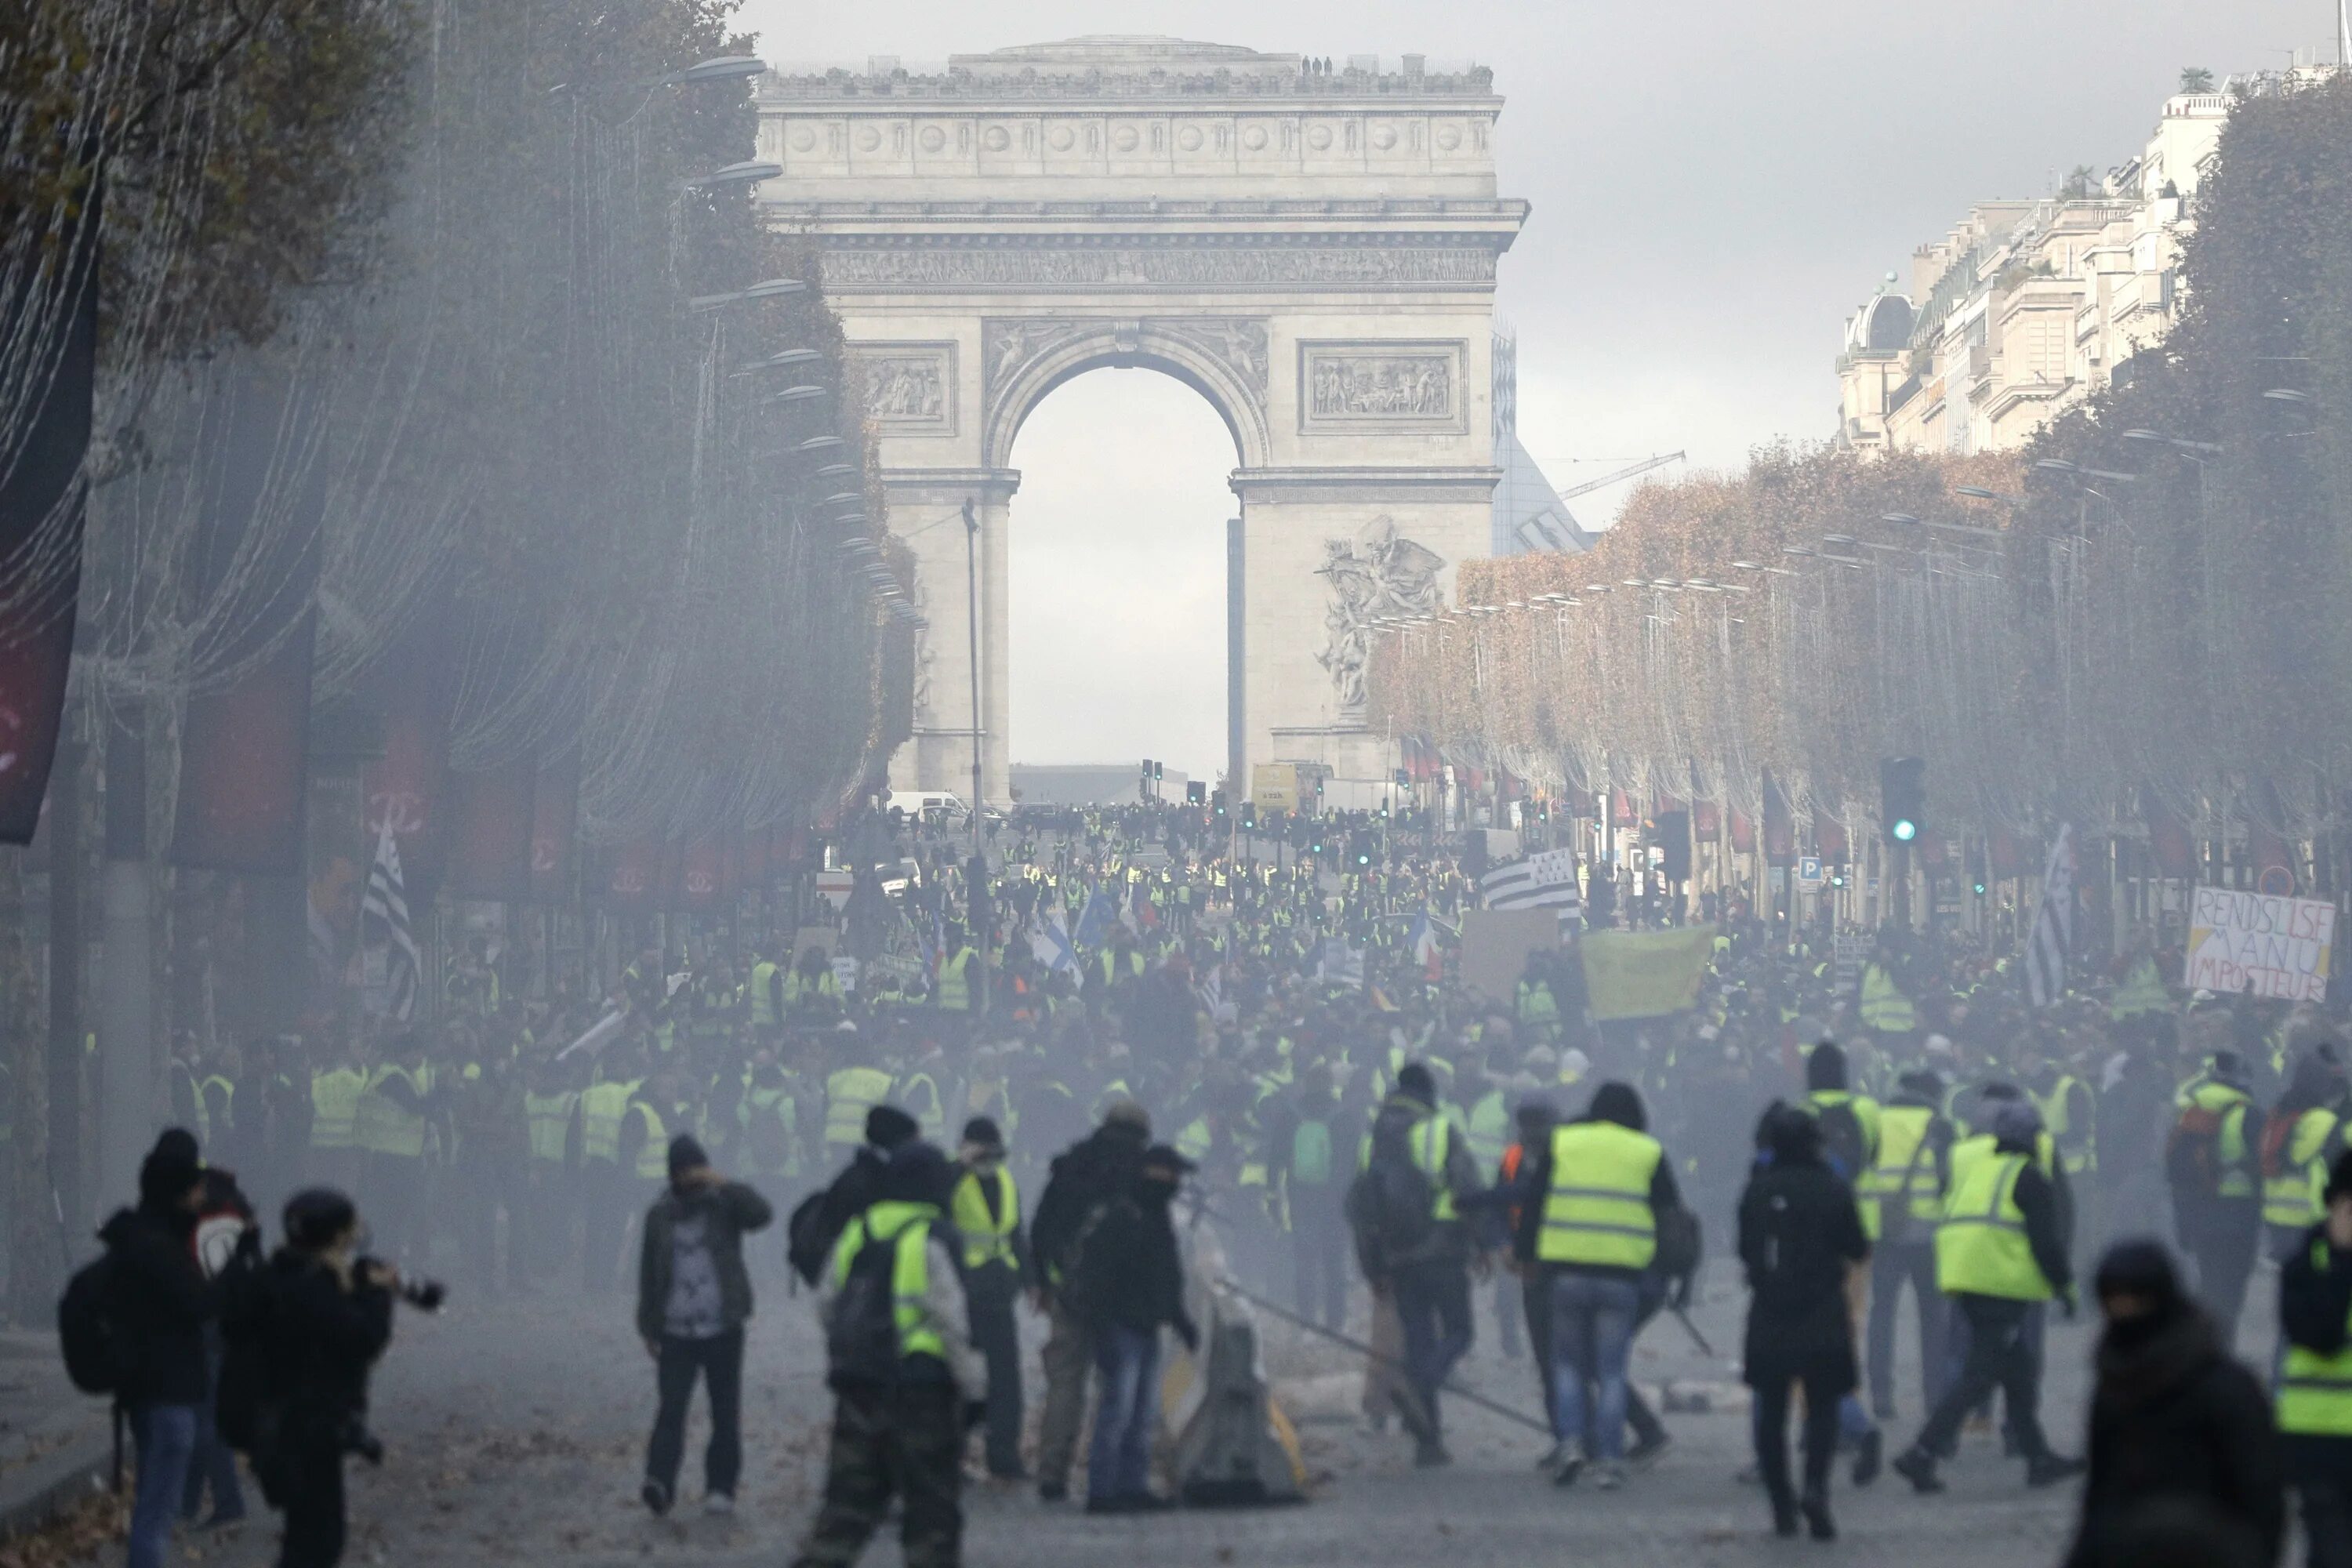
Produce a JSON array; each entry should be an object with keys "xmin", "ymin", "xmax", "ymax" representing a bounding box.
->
[
  {"xmin": 704, "ymin": 1493, "xmax": 735, "ymax": 1517},
  {"xmin": 1594, "ymin": 1463, "xmax": 1625, "ymax": 1491}
]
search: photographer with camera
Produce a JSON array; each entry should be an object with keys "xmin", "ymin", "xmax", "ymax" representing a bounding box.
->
[{"xmin": 224, "ymin": 1188, "xmax": 417, "ymax": 1568}]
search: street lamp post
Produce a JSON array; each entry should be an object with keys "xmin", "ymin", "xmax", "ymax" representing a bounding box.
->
[{"xmin": 962, "ymin": 498, "xmax": 984, "ymax": 859}]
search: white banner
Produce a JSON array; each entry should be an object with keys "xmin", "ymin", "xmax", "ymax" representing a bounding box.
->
[{"xmin": 2183, "ymin": 885, "xmax": 2337, "ymax": 1003}]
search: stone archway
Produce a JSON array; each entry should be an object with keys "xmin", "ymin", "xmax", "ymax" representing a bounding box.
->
[{"xmin": 755, "ymin": 35, "xmax": 1528, "ymax": 803}]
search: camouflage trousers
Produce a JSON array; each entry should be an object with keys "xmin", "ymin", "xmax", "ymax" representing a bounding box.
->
[{"xmin": 790, "ymin": 1383, "xmax": 963, "ymax": 1568}]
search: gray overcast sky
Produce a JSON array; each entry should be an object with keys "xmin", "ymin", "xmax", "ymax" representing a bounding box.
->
[{"xmin": 735, "ymin": 0, "xmax": 2336, "ymax": 780}]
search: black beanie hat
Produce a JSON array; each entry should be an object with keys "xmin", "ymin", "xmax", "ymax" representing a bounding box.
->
[
  {"xmin": 282, "ymin": 1187, "xmax": 358, "ymax": 1250},
  {"xmin": 866, "ymin": 1105, "xmax": 920, "ymax": 1149},
  {"xmin": 1396, "ymin": 1062, "xmax": 1437, "ymax": 1104},
  {"xmin": 152, "ymin": 1127, "xmax": 202, "ymax": 1164},
  {"xmin": 667, "ymin": 1134, "xmax": 710, "ymax": 1180},
  {"xmin": 2094, "ymin": 1237, "xmax": 2184, "ymax": 1308},
  {"xmin": 1806, "ymin": 1040, "xmax": 1849, "ymax": 1091},
  {"xmin": 1588, "ymin": 1080, "xmax": 1647, "ymax": 1132},
  {"xmin": 139, "ymin": 1147, "xmax": 202, "ymax": 1208},
  {"xmin": 961, "ymin": 1116, "xmax": 1004, "ymax": 1151}
]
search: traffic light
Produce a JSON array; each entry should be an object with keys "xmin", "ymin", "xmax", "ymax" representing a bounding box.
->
[
  {"xmin": 1240, "ymin": 800, "xmax": 1257, "ymax": 831},
  {"xmin": 1350, "ymin": 829, "xmax": 1374, "ymax": 869},
  {"xmin": 1879, "ymin": 756, "xmax": 1925, "ymax": 844},
  {"xmin": 1186, "ymin": 780, "xmax": 1205, "ymax": 805},
  {"xmin": 1210, "ymin": 788, "xmax": 1227, "ymax": 819},
  {"xmin": 1153, "ymin": 760, "xmax": 1163, "ymax": 782}
]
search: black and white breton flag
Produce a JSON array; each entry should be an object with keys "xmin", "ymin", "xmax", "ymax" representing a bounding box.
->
[
  {"xmin": 363, "ymin": 819, "xmax": 422, "ymax": 1022},
  {"xmin": 2024, "ymin": 823, "xmax": 2074, "ymax": 1008},
  {"xmin": 1480, "ymin": 848, "xmax": 1583, "ymax": 915}
]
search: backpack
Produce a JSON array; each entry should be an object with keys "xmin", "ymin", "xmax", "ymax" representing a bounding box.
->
[
  {"xmin": 2167, "ymin": 1102, "xmax": 2230, "ymax": 1197},
  {"xmin": 57, "ymin": 1253, "xmax": 122, "ymax": 1396},
  {"xmin": 1348, "ymin": 1127, "xmax": 1437, "ymax": 1258},
  {"xmin": 1813, "ymin": 1099, "xmax": 1867, "ymax": 1185},
  {"xmin": 1054, "ymin": 1196, "xmax": 1126, "ymax": 1327},
  {"xmin": 1290, "ymin": 1119, "xmax": 1335, "ymax": 1188},
  {"xmin": 823, "ymin": 1227, "xmax": 908, "ymax": 1392},
  {"xmin": 786, "ymin": 1191, "xmax": 838, "ymax": 1289}
]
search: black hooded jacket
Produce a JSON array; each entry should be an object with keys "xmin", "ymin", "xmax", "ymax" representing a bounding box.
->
[
  {"xmin": 2063, "ymin": 1297, "xmax": 2281, "ymax": 1568},
  {"xmin": 1736, "ymin": 1112, "xmax": 1867, "ymax": 1389},
  {"xmin": 1032, "ymin": 1120, "xmax": 1149, "ymax": 1288},
  {"xmin": 96, "ymin": 1202, "xmax": 212, "ymax": 1406}
]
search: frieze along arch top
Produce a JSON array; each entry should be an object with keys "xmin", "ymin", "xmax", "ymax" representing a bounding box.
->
[{"xmin": 753, "ymin": 35, "xmax": 1529, "ymax": 804}]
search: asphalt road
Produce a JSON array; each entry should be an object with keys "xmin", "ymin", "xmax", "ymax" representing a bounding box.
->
[{"xmin": 72, "ymin": 1248, "xmax": 2112, "ymax": 1568}]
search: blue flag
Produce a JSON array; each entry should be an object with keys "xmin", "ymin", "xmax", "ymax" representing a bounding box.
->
[{"xmin": 1072, "ymin": 887, "xmax": 1117, "ymax": 951}]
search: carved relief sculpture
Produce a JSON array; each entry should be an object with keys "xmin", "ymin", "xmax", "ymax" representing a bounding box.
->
[
  {"xmin": 1311, "ymin": 355, "xmax": 1450, "ymax": 418},
  {"xmin": 823, "ymin": 244, "xmax": 1497, "ymax": 292},
  {"xmin": 850, "ymin": 344, "xmax": 956, "ymax": 434},
  {"xmin": 1316, "ymin": 515, "xmax": 1445, "ymax": 715}
]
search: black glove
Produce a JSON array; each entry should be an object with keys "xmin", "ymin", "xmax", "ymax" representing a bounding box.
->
[
  {"xmin": 964, "ymin": 1399, "xmax": 988, "ymax": 1432},
  {"xmin": 1174, "ymin": 1316, "xmax": 1200, "ymax": 1356}
]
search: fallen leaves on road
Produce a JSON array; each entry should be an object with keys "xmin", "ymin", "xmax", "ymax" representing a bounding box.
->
[{"xmin": 0, "ymin": 1488, "xmax": 124, "ymax": 1568}]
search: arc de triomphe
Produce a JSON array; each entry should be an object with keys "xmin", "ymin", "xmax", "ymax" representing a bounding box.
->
[{"xmin": 755, "ymin": 35, "xmax": 1526, "ymax": 804}]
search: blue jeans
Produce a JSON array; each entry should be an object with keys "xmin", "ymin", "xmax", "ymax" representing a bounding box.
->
[
  {"xmin": 183, "ymin": 1334, "xmax": 246, "ymax": 1522},
  {"xmin": 129, "ymin": 1403, "xmax": 198, "ymax": 1568},
  {"xmin": 1087, "ymin": 1326, "xmax": 1162, "ymax": 1503},
  {"xmin": 1548, "ymin": 1271, "xmax": 1639, "ymax": 1461},
  {"xmin": 1390, "ymin": 1261, "xmax": 1474, "ymax": 1437}
]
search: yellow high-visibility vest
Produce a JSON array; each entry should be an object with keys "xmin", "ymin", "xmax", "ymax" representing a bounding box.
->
[
  {"xmin": 824, "ymin": 1066, "xmax": 895, "ymax": 1149},
  {"xmin": 746, "ymin": 961, "xmax": 779, "ymax": 1027},
  {"xmin": 1410, "ymin": 1114, "xmax": 1459, "ymax": 1223},
  {"xmin": 1935, "ymin": 1149, "xmax": 2050, "ymax": 1301},
  {"xmin": 579, "ymin": 1080, "xmax": 637, "ymax": 1164},
  {"xmin": 354, "ymin": 1065, "xmax": 426, "ymax": 1158},
  {"xmin": 2109, "ymin": 954, "xmax": 2169, "ymax": 1021},
  {"xmin": 524, "ymin": 1091, "xmax": 577, "ymax": 1163},
  {"xmin": 1465, "ymin": 1090, "xmax": 1512, "ymax": 1172},
  {"xmin": 936, "ymin": 949, "xmax": 975, "ymax": 1011},
  {"xmin": 2030, "ymin": 1075, "xmax": 2096, "ymax": 1175},
  {"xmin": 830, "ymin": 1202, "xmax": 946, "ymax": 1363},
  {"xmin": 2266, "ymin": 1107, "xmax": 2340, "ymax": 1231},
  {"xmin": 1534, "ymin": 1120, "xmax": 1661, "ymax": 1269},
  {"xmin": 2184, "ymin": 1080, "xmax": 2257, "ymax": 1200},
  {"xmin": 1859, "ymin": 963, "xmax": 1918, "ymax": 1033},
  {"xmin": 949, "ymin": 1168, "xmax": 1020, "ymax": 1272},
  {"xmin": 2281, "ymin": 1239, "xmax": 2352, "ymax": 1435},
  {"xmin": 630, "ymin": 1102, "xmax": 668, "ymax": 1180},
  {"xmin": 1858, "ymin": 1103, "xmax": 1944, "ymax": 1235},
  {"xmin": 310, "ymin": 1067, "xmax": 367, "ymax": 1150}
]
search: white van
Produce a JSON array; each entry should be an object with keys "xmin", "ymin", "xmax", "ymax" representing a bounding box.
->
[{"xmin": 887, "ymin": 790, "xmax": 969, "ymax": 822}]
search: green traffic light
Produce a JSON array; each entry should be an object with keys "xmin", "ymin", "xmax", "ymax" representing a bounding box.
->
[{"xmin": 1891, "ymin": 819, "xmax": 1917, "ymax": 842}]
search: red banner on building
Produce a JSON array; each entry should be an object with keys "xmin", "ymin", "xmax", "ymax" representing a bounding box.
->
[
  {"xmin": 592, "ymin": 839, "xmax": 663, "ymax": 913},
  {"xmin": 363, "ymin": 640, "xmax": 453, "ymax": 903},
  {"xmin": 173, "ymin": 615, "xmax": 317, "ymax": 875},
  {"xmin": 1813, "ymin": 810, "xmax": 1849, "ymax": 862},
  {"xmin": 445, "ymin": 759, "xmax": 535, "ymax": 901},
  {"xmin": 666, "ymin": 837, "xmax": 725, "ymax": 913},
  {"xmin": 528, "ymin": 754, "xmax": 579, "ymax": 903}
]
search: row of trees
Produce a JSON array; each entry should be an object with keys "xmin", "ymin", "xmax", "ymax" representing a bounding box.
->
[
  {"xmin": 1370, "ymin": 74, "xmax": 2352, "ymax": 873},
  {"xmin": 2, "ymin": 0, "xmax": 911, "ymax": 1311}
]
